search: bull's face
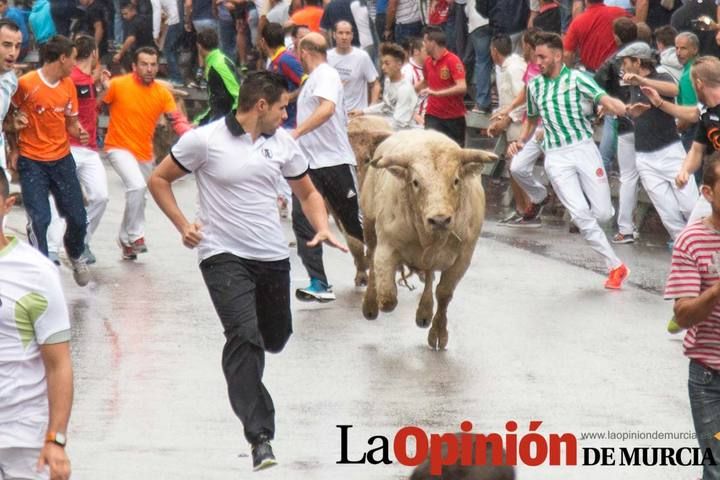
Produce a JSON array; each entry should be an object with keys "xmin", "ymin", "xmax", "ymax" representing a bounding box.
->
[{"xmin": 372, "ymin": 146, "xmax": 497, "ymax": 235}]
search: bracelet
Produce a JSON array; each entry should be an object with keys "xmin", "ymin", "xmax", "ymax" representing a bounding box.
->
[{"xmin": 655, "ymin": 99, "xmax": 664, "ymax": 109}]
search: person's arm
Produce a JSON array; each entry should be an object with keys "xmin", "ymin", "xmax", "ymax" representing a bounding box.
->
[
  {"xmin": 414, "ymin": 77, "xmax": 427, "ymax": 93},
  {"xmin": 113, "ymin": 35, "xmax": 136, "ymax": 63},
  {"xmin": 292, "ymin": 98, "xmax": 335, "ymax": 138},
  {"xmin": 384, "ymin": 0, "xmax": 397, "ymax": 39},
  {"xmin": 634, "ymin": 0, "xmax": 648, "ymax": 23},
  {"xmin": 390, "ymin": 84, "xmax": 417, "ymax": 129},
  {"xmin": 369, "ymin": 79, "xmax": 381, "ymax": 104},
  {"xmin": 572, "ymin": 0, "xmax": 583, "ymax": 17},
  {"xmin": 640, "ymin": 85, "xmax": 700, "ymax": 123},
  {"xmin": 423, "ymin": 78, "xmax": 466, "ymax": 98},
  {"xmin": 36, "ymin": 342, "xmax": 73, "ymax": 480},
  {"xmin": 151, "ymin": 0, "xmax": 162, "ymax": 39},
  {"xmin": 598, "ymin": 94, "xmax": 627, "ymax": 117},
  {"xmin": 184, "ymin": 0, "xmax": 193, "ymax": 30},
  {"xmin": 623, "ymin": 73, "xmax": 678, "ymax": 97},
  {"xmin": 507, "ymin": 115, "xmax": 540, "ymax": 156},
  {"xmin": 93, "ymin": 20, "xmax": 104, "ymax": 51},
  {"xmin": 676, "ymin": 141, "xmax": 705, "ymax": 188},
  {"xmin": 148, "ymin": 156, "xmax": 204, "ymax": 248},
  {"xmin": 492, "ymin": 87, "xmax": 527, "ymax": 120},
  {"xmin": 65, "ymin": 115, "xmax": 89, "ymax": 145},
  {"xmin": 675, "ymin": 283, "xmax": 720, "ymax": 328},
  {"xmin": 288, "ymin": 174, "xmax": 347, "ymax": 251}
]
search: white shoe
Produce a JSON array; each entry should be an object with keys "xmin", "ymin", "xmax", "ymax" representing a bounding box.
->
[{"xmin": 70, "ymin": 257, "xmax": 91, "ymax": 287}]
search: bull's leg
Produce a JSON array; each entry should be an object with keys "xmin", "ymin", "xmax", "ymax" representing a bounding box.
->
[
  {"xmin": 428, "ymin": 251, "xmax": 473, "ymax": 350},
  {"xmin": 374, "ymin": 244, "xmax": 399, "ymax": 313},
  {"xmin": 347, "ymin": 236, "xmax": 368, "ymax": 287},
  {"xmin": 362, "ymin": 220, "xmax": 379, "ymax": 320},
  {"xmin": 415, "ymin": 271, "xmax": 435, "ymax": 328}
]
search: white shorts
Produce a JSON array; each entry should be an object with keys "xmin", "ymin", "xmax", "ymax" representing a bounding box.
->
[{"xmin": 0, "ymin": 448, "xmax": 48, "ymax": 480}]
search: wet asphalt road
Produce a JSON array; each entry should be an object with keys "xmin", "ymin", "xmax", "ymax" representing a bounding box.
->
[{"xmin": 4, "ymin": 170, "xmax": 699, "ymax": 479}]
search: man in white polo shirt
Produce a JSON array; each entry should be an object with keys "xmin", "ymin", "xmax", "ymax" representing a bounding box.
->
[
  {"xmin": 328, "ymin": 20, "xmax": 380, "ymax": 115},
  {"xmin": 292, "ymin": 32, "xmax": 365, "ymax": 302},
  {"xmin": 0, "ymin": 167, "xmax": 74, "ymax": 480},
  {"xmin": 148, "ymin": 71, "xmax": 346, "ymax": 472}
]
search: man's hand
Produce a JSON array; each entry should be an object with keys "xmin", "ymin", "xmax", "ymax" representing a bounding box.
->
[
  {"xmin": 12, "ymin": 111, "xmax": 28, "ymax": 131},
  {"xmin": 7, "ymin": 147, "xmax": 18, "ymax": 170},
  {"xmin": 78, "ymin": 128, "xmax": 89, "ymax": 145},
  {"xmin": 640, "ymin": 85, "xmax": 661, "ymax": 106},
  {"xmin": 622, "ymin": 72, "xmax": 645, "ymax": 86},
  {"xmin": 290, "ymin": 129, "xmax": 300, "ymax": 140},
  {"xmin": 181, "ymin": 222, "xmax": 203, "ymax": 249},
  {"xmin": 37, "ymin": 443, "xmax": 70, "ymax": 480},
  {"xmin": 307, "ymin": 229, "xmax": 348, "ymax": 252},
  {"xmin": 348, "ymin": 109, "xmax": 363, "ymax": 118},
  {"xmin": 112, "ymin": 53, "xmax": 121, "ymax": 64},
  {"xmin": 490, "ymin": 107, "xmax": 510, "ymax": 121},
  {"xmin": 100, "ymin": 69, "xmax": 112, "ymax": 90},
  {"xmin": 507, "ymin": 140, "xmax": 525, "ymax": 157},
  {"xmin": 676, "ymin": 169, "xmax": 690, "ymax": 188},
  {"xmin": 627, "ymin": 102, "xmax": 651, "ymax": 118},
  {"xmin": 534, "ymin": 129, "xmax": 544, "ymax": 143}
]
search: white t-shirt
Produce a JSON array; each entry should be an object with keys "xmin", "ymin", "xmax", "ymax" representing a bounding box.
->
[
  {"xmin": 171, "ymin": 116, "xmax": 309, "ymax": 262},
  {"xmin": 327, "ymin": 47, "xmax": 379, "ymax": 113},
  {"xmin": 0, "ymin": 69, "xmax": 18, "ymax": 174},
  {"xmin": 0, "ymin": 238, "xmax": 71, "ymax": 448},
  {"xmin": 266, "ymin": 0, "xmax": 290, "ymax": 24},
  {"xmin": 297, "ymin": 62, "xmax": 356, "ymax": 168},
  {"xmin": 350, "ymin": 0, "xmax": 374, "ymax": 49},
  {"xmin": 363, "ymin": 77, "xmax": 418, "ymax": 129}
]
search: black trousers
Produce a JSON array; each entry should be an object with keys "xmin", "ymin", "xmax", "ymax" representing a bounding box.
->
[
  {"xmin": 200, "ymin": 253, "xmax": 292, "ymax": 445},
  {"xmin": 291, "ymin": 164, "xmax": 364, "ymax": 285},
  {"xmin": 425, "ymin": 114, "xmax": 467, "ymax": 147}
]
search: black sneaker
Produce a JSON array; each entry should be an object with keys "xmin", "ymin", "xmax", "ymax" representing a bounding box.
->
[
  {"xmin": 251, "ymin": 438, "xmax": 277, "ymax": 471},
  {"xmin": 523, "ymin": 196, "xmax": 549, "ymax": 220}
]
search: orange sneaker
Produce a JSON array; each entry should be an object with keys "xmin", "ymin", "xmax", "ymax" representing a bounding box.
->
[{"xmin": 605, "ymin": 264, "xmax": 630, "ymax": 290}]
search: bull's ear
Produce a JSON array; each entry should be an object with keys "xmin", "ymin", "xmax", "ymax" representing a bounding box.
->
[{"xmin": 460, "ymin": 148, "xmax": 498, "ymax": 177}]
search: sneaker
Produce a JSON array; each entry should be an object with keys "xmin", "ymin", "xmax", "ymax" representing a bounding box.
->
[
  {"xmin": 604, "ymin": 263, "xmax": 630, "ymax": 290},
  {"xmin": 295, "ymin": 278, "xmax": 336, "ymax": 302},
  {"xmin": 251, "ymin": 436, "xmax": 277, "ymax": 471},
  {"xmin": 569, "ymin": 224, "xmax": 580, "ymax": 234},
  {"xmin": 48, "ymin": 251, "xmax": 61, "ymax": 266},
  {"xmin": 70, "ymin": 256, "xmax": 91, "ymax": 287},
  {"xmin": 523, "ymin": 196, "xmax": 549, "ymax": 220},
  {"xmin": 81, "ymin": 245, "xmax": 96, "ymax": 265},
  {"xmin": 118, "ymin": 240, "xmax": 137, "ymax": 261},
  {"xmin": 611, "ymin": 232, "xmax": 636, "ymax": 244},
  {"xmin": 498, "ymin": 210, "xmax": 522, "ymax": 225},
  {"xmin": 130, "ymin": 237, "xmax": 148, "ymax": 254},
  {"xmin": 506, "ymin": 216, "xmax": 542, "ymax": 228},
  {"xmin": 667, "ymin": 315, "xmax": 683, "ymax": 334}
]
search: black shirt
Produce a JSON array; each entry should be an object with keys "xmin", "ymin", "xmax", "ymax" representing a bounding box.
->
[
  {"xmin": 126, "ymin": 13, "xmax": 154, "ymax": 49},
  {"xmin": 534, "ymin": 4, "xmax": 561, "ymax": 34},
  {"xmin": 594, "ymin": 47, "xmax": 633, "ymax": 134},
  {"xmin": 489, "ymin": 0, "xmax": 528, "ymax": 34},
  {"xmin": 630, "ymin": 71, "xmax": 680, "ymax": 152},
  {"xmin": 671, "ymin": 0, "xmax": 720, "ymax": 58},
  {"xmin": 645, "ymin": 0, "xmax": 680, "ymax": 30},
  {"xmin": 695, "ymin": 104, "xmax": 720, "ymax": 153},
  {"xmin": 74, "ymin": 1, "xmax": 109, "ymax": 56}
]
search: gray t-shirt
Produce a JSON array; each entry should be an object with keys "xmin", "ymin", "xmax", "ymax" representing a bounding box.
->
[{"xmin": 630, "ymin": 70, "xmax": 680, "ymax": 153}]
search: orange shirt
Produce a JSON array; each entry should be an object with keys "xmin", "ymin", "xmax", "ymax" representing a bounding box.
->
[
  {"xmin": 290, "ymin": 6, "xmax": 324, "ymax": 32},
  {"xmin": 12, "ymin": 70, "xmax": 78, "ymax": 162},
  {"xmin": 103, "ymin": 73, "xmax": 176, "ymax": 162}
]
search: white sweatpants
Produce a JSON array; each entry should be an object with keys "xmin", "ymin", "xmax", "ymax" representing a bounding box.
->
[
  {"xmin": 107, "ymin": 148, "xmax": 153, "ymax": 245},
  {"xmin": 544, "ymin": 139, "xmax": 622, "ymax": 270},
  {"xmin": 636, "ymin": 141, "xmax": 698, "ymax": 240},
  {"xmin": 47, "ymin": 146, "xmax": 109, "ymax": 253},
  {"xmin": 617, "ymin": 132, "xmax": 638, "ymax": 235},
  {"xmin": 509, "ymin": 134, "xmax": 547, "ymax": 204},
  {"xmin": 0, "ymin": 447, "xmax": 48, "ymax": 479}
]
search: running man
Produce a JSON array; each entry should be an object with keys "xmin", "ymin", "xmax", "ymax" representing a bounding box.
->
[
  {"xmin": 0, "ymin": 19, "xmax": 23, "ymax": 191},
  {"xmin": 0, "ymin": 167, "xmax": 74, "ymax": 480},
  {"xmin": 519, "ymin": 31, "xmax": 630, "ymax": 289},
  {"xmin": 102, "ymin": 45, "xmax": 191, "ymax": 260},
  {"xmin": 148, "ymin": 71, "xmax": 346, "ymax": 472}
]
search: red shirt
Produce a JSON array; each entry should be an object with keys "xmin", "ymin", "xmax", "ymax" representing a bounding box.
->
[
  {"xmin": 423, "ymin": 49, "xmax": 466, "ymax": 119},
  {"xmin": 563, "ymin": 3, "xmax": 629, "ymax": 71},
  {"xmin": 69, "ymin": 66, "xmax": 98, "ymax": 150}
]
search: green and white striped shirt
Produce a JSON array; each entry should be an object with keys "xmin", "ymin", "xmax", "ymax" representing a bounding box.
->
[{"xmin": 527, "ymin": 65, "xmax": 606, "ymax": 150}]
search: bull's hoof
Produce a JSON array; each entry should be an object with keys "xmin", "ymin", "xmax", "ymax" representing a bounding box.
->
[
  {"xmin": 427, "ymin": 328, "xmax": 449, "ymax": 351},
  {"xmin": 362, "ymin": 299, "xmax": 379, "ymax": 320},
  {"xmin": 354, "ymin": 271, "xmax": 368, "ymax": 287},
  {"xmin": 416, "ymin": 312, "xmax": 432, "ymax": 328},
  {"xmin": 378, "ymin": 297, "xmax": 398, "ymax": 313}
]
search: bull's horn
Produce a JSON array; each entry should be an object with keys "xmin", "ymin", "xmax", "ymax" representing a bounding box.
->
[
  {"xmin": 371, "ymin": 153, "xmax": 412, "ymax": 169},
  {"xmin": 460, "ymin": 148, "xmax": 499, "ymax": 164}
]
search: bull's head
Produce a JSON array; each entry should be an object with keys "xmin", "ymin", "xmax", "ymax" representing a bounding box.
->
[{"xmin": 371, "ymin": 144, "xmax": 497, "ymax": 234}]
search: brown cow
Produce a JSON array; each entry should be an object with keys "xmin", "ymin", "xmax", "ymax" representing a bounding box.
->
[{"xmin": 360, "ymin": 129, "xmax": 497, "ymax": 349}]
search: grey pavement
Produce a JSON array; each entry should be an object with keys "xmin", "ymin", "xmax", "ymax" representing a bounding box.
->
[{"xmin": 5, "ymin": 168, "xmax": 699, "ymax": 479}]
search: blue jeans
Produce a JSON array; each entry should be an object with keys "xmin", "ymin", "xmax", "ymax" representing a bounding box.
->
[
  {"xmin": 599, "ymin": 115, "xmax": 617, "ymax": 173},
  {"xmin": 394, "ymin": 20, "xmax": 423, "ymax": 45},
  {"xmin": 443, "ymin": 6, "xmax": 457, "ymax": 54},
  {"xmin": 689, "ymin": 360, "xmax": 720, "ymax": 480},
  {"xmin": 470, "ymin": 25, "xmax": 492, "ymax": 109},
  {"xmin": 163, "ymin": 23, "xmax": 183, "ymax": 83},
  {"xmin": 18, "ymin": 154, "xmax": 87, "ymax": 259},
  {"xmin": 219, "ymin": 18, "xmax": 237, "ymax": 61}
]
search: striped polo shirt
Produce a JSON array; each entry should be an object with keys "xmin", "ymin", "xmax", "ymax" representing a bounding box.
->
[
  {"xmin": 665, "ymin": 220, "xmax": 720, "ymax": 371},
  {"xmin": 527, "ymin": 65, "xmax": 606, "ymax": 151}
]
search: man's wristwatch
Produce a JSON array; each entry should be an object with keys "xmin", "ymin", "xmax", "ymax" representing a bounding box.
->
[{"xmin": 46, "ymin": 432, "xmax": 67, "ymax": 447}]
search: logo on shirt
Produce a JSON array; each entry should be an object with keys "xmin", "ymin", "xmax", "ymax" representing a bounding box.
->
[
  {"xmin": 596, "ymin": 168, "xmax": 604, "ymax": 178},
  {"xmin": 440, "ymin": 67, "xmax": 450, "ymax": 81},
  {"xmin": 261, "ymin": 148, "xmax": 273, "ymax": 159}
]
